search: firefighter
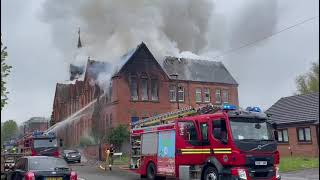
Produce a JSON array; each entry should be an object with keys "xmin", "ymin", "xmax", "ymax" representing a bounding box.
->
[{"xmin": 108, "ymin": 144, "xmax": 115, "ymax": 171}]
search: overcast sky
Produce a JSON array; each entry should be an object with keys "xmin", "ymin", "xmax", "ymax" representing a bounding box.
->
[{"xmin": 1, "ymin": 0, "xmax": 319, "ymax": 124}]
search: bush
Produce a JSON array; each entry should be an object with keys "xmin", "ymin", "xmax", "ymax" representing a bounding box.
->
[
  {"xmin": 79, "ymin": 136, "xmax": 95, "ymax": 147},
  {"xmin": 106, "ymin": 124, "xmax": 129, "ymax": 150}
]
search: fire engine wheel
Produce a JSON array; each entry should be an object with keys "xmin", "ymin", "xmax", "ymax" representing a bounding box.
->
[
  {"xmin": 147, "ymin": 162, "xmax": 156, "ymax": 180},
  {"xmin": 203, "ymin": 166, "xmax": 219, "ymax": 180}
]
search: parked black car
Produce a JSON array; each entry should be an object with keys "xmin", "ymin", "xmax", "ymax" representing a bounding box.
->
[
  {"xmin": 6, "ymin": 156, "xmax": 77, "ymax": 180},
  {"xmin": 62, "ymin": 150, "xmax": 81, "ymax": 163}
]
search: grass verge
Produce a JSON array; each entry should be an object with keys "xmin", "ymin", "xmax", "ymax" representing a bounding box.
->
[{"xmin": 280, "ymin": 156, "xmax": 319, "ymax": 172}]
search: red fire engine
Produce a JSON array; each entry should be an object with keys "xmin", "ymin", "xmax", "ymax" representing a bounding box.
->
[
  {"xmin": 17, "ymin": 131, "xmax": 62, "ymax": 157},
  {"xmin": 129, "ymin": 104, "xmax": 280, "ymax": 180}
]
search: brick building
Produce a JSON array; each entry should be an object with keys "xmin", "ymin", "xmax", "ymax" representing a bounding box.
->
[
  {"xmin": 49, "ymin": 42, "xmax": 239, "ymax": 147},
  {"xmin": 266, "ymin": 92, "xmax": 319, "ymax": 157},
  {"xmin": 23, "ymin": 117, "xmax": 49, "ymax": 134}
]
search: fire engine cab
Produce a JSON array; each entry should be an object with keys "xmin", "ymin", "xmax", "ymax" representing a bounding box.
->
[{"xmin": 129, "ymin": 104, "xmax": 280, "ymax": 180}]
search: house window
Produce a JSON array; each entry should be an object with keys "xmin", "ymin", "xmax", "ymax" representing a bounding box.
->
[
  {"xmin": 196, "ymin": 88, "xmax": 202, "ymax": 102},
  {"xmin": 130, "ymin": 75, "xmax": 138, "ymax": 101},
  {"xmin": 222, "ymin": 90, "xmax": 229, "ymax": 103},
  {"xmin": 151, "ymin": 79, "xmax": 159, "ymax": 101},
  {"xmin": 215, "ymin": 89, "xmax": 221, "ymax": 104},
  {"xmin": 178, "ymin": 86, "xmax": 184, "ymax": 102},
  {"xmin": 204, "ymin": 88, "xmax": 210, "ymax": 102},
  {"xmin": 141, "ymin": 77, "xmax": 148, "ymax": 100},
  {"xmin": 169, "ymin": 85, "xmax": 177, "ymax": 102},
  {"xmin": 277, "ymin": 129, "xmax": 289, "ymax": 143},
  {"xmin": 297, "ymin": 127, "xmax": 311, "ymax": 142}
]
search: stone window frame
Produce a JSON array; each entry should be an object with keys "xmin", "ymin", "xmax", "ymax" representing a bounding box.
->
[
  {"xmin": 150, "ymin": 76, "xmax": 159, "ymax": 101},
  {"xmin": 204, "ymin": 87, "xmax": 211, "ymax": 103},
  {"xmin": 296, "ymin": 127, "xmax": 312, "ymax": 142},
  {"xmin": 195, "ymin": 87, "xmax": 202, "ymax": 103},
  {"xmin": 129, "ymin": 73, "xmax": 139, "ymax": 101},
  {"xmin": 140, "ymin": 72, "xmax": 149, "ymax": 101},
  {"xmin": 277, "ymin": 129, "xmax": 289, "ymax": 143},
  {"xmin": 169, "ymin": 84, "xmax": 177, "ymax": 102},
  {"xmin": 177, "ymin": 86, "xmax": 185, "ymax": 102},
  {"xmin": 215, "ymin": 89, "xmax": 221, "ymax": 104},
  {"xmin": 222, "ymin": 89, "xmax": 229, "ymax": 104}
]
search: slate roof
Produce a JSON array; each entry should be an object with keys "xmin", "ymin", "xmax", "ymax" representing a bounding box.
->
[
  {"xmin": 114, "ymin": 42, "xmax": 238, "ymax": 85},
  {"xmin": 265, "ymin": 92, "xmax": 319, "ymax": 125},
  {"xmin": 162, "ymin": 56, "xmax": 238, "ymax": 85}
]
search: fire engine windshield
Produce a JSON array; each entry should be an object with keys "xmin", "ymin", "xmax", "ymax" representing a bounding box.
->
[
  {"xmin": 34, "ymin": 139, "xmax": 58, "ymax": 148},
  {"xmin": 230, "ymin": 118, "xmax": 273, "ymax": 141}
]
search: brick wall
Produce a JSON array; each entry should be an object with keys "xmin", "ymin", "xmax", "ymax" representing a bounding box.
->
[{"xmin": 277, "ymin": 124, "xmax": 319, "ymax": 157}]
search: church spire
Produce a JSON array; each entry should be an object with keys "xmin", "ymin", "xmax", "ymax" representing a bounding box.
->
[{"xmin": 77, "ymin": 27, "xmax": 82, "ymax": 48}]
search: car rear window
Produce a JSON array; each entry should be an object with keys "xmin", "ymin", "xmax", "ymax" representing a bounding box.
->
[{"xmin": 29, "ymin": 157, "xmax": 69, "ymax": 171}]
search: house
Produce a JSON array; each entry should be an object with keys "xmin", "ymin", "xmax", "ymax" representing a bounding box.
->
[
  {"xmin": 23, "ymin": 117, "xmax": 49, "ymax": 134},
  {"xmin": 49, "ymin": 42, "xmax": 239, "ymax": 147},
  {"xmin": 266, "ymin": 92, "xmax": 319, "ymax": 157}
]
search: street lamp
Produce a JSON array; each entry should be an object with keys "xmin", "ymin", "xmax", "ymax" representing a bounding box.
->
[{"xmin": 170, "ymin": 73, "xmax": 179, "ymax": 109}]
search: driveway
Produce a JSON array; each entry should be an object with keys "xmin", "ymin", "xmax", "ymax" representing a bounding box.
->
[{"xmin": 281, "ymin": 168, "xmax": 319, "ymax": 180}]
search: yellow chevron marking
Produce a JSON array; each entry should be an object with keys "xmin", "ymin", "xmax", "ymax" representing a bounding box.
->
[
  {"xmin": 213, "ymin": 148, "xmax": 231, "ymax": 150},
  {"xmin": 213, "ymin": 151, "xmax": 232, "ymax": 154},
  {"xmin": 181, "ymin": 149, "xmax": 211, "ymax": 151}
]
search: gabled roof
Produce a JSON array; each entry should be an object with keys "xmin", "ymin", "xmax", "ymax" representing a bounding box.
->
[
  {"xmin": 162, "ymin": 57, "xmax": 238, "ymax": 85},
  {"xmin": 114, "ymin": 42, "xmax": 166, "ymax": 76},
  {"xmin": 265, "ymin": 92, "xmax": 319, "ymax": 125}
]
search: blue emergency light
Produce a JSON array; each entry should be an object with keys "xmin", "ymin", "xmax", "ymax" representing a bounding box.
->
[
  {"xmin": 222, "ymin": 104, "xmax": 237, "ymax": 110},
  {"xmin": 246, "ymin": 106, "xmax": 262, "ymax": 113}
]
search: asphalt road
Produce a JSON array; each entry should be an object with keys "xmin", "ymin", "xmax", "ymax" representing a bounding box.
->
[
  {"xmin": 71, "ymin": 162, "xmax": 319, "ymax": 180},
  {"xmin": 71, "ymin": 163, "xmax": 140, "ymax": 180}
]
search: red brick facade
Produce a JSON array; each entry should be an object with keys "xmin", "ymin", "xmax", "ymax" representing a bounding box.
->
[
  {"xmin": 50, "ymin": 44, "xmax": 239, "ymax": 147},
  {"xmin": 276, "ymin": 124, "xmax": 319, "ymax": 157}
]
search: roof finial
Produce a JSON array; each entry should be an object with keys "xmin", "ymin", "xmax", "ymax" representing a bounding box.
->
[{"xmin": 77, "ymin": 27, "xmax": 82, "ymax": 48}]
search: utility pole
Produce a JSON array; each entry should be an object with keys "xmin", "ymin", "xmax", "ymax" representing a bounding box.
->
[{"xmin": 170, "ymin": 73, "xmax": 179, "ymax": 109}]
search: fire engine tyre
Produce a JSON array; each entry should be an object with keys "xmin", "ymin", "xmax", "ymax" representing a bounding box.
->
[
  {"xmin": 147, "ymin": 162, "xmax": 156, "ymax": 180},
  {"xmin": 203, "ymin": 166, "xmax": 219, "ymax": 180}
]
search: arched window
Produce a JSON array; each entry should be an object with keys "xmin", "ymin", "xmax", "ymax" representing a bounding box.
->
[
  {"xmin": 140, "ymin": 73, "xmax": 148, "ymax": 100},
  {"xmin": 129, "ymin": 73, "xmax": 138, "ymax": 100}
]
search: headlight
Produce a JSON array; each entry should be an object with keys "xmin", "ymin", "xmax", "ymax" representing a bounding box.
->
[{"xmin": 238, "ymin": 169, "xmax": 247, "ymax": 180}]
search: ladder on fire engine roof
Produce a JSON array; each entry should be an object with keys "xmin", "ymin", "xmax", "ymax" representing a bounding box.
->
[{"xmin": 131, "ymin": 104, "xmax": 222, "ymax": 128}]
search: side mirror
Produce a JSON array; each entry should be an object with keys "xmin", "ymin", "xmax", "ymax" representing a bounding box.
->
[
  {"xmin": 59, "ymin": 139, "xmax": 63, "ymax": 147},
  {"xmin": 213, "ymin": 128, "xmax": 222, "ymax": 139}
]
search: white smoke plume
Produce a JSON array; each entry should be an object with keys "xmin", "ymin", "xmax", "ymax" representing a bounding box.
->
[{"xmin": 40, "ymin": 0, "xmax": 278, "ymax": 81}]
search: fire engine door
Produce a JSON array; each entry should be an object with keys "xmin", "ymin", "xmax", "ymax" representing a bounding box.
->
[{"xmin": 210, "ymin": 118, "xmax": 232, "ymax": 164}]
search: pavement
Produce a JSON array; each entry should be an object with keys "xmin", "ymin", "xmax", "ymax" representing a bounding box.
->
[{"xmin": 281, "ymin": 168, "xmax": 319, "ymax": 180}]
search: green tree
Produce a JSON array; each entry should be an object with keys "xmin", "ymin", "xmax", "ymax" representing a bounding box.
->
[
  {"xmin": 1, "ymin": 120, "xmax": 18, "ymax": 143},
  {"xmin": 106, "ymin": 124, "xmax": 129, "ymax": 151},
  {"xmin": 296, "ymin": 62, "xmax": 319, "ymax": 94},
  {"xmin": 1, "ymin": 35, "xmax": 12, "ymax": 110}
]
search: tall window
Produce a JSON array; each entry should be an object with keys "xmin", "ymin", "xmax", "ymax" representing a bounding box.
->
[
  {"xmin": 130, "ymin": 75, "xmax": 138, "ymax": 100},
  {"xmin": 277, "ymin": 129, "xmax": 289, "ymax": 143},
  {"xmin": 204, "ymin": 88, "xmax": 210, "ymax": 103},
  {"xmin": 141, "ymin": 73, "xmax": 148, "ymax": 100},
  {"xmin": 297, "ymin": 127, "xmax": 311, "ymax": 142},
  {"xmin": 222, "ymin": 90, "xmax": 229, "ymax": 103},
  {"xmin": 196, "ymin": 88, "xmax": 202, "ymax": 103},
  {"xmin": 151, "ymin": 79, "xmax": 159, "ymax": 101},
  {"xmin": 178, "ymin": 86, "xmax": 184, "ymax": 102},
  {"xmin": 169, "ymin": 85, "xmax": 176, "ymax": 102},
  {"xmin": 215, "ymin": 89, "xmax": 221, "ymax": 104}
]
